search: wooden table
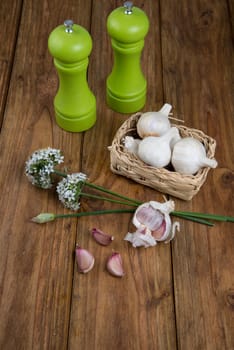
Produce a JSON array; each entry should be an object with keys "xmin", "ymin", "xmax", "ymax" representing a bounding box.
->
[{"xmin": 0, "ymin": 1, "xmax": 233, "ymax": 349}]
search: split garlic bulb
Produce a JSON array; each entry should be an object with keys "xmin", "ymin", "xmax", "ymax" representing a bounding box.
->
[
  {"xmin": 124, "ymin": 200, "xmax": 180, "ymax": 248},
  {"xmin": 137, "ymin": 103, "xmax": 172, "ymax": 138},
  {"xmin": 171, "ymin": 137, "xmax": 218, "ymax": 175},
  {"xmin": 137, "ymin": 127, "xmax": 181, "ymax": 168}
]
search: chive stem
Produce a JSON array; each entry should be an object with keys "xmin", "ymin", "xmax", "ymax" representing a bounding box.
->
[
  {"xmin": 172, "ymin": 211, "xmax": 234, "ymax": 222},
  {"xmin": 80, "ymin": 192, "xmax": 138, "ymax": 207},
  {"xmin": 55, "ymin": 208, "xmax": 135, "ymax": 219},
  {"xmin": 171, "ymin": 213, "xmax": 214, "ymax": 226},
  {"xmin": 53, "ymin": 169, "xmax": 142, "ymax": 205},
  {"xmin": 84, "ymin": 182, "xmax": 142, "ymax": 205},
  {"xmin": 53, "ymin": 169, "xmax": 67, "ymax": 177},
  {"xmin": 52, "ymin": 169, "xmax": 234, "ymax": 224}
]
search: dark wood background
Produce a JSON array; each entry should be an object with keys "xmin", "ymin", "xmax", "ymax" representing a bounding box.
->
[{"xmin": 0, "ymin": 0, "xmax": 233, "ymax": 349}]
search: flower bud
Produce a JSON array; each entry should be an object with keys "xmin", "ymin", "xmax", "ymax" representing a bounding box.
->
[{"xmin": 31, "ymin": 213, "xmax": 55, "ymax": 223}]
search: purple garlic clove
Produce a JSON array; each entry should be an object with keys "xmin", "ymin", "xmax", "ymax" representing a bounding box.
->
[
  {"xmin": 75, "ymin": 245, "xmax": 95, "ymax": 273},
  {"xmin": 91, "ymin": 228, "xmax": 114, "ymax": 246},
  {"xmin": 106, "ymin": 252, "xmax": 124, "ymax": 277}
]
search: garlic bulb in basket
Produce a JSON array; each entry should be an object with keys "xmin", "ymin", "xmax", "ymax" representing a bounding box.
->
[
  {"xmin": 171, "ymin": 137, "xmax": 218, "ymax": 175},
  {"xmin": 124, "ymin": 200, "xmax": 180, "ymax": 248},
  {"xmin": 123, "ymin": 136, "xmax": 141, "ymax": 156},
  {"xmin": 137, "ymin": 127, "xmax": 181, "ymax": 168},
  {"xmin": 137, "ymin": 103, "xmax": 172, "ymax": 138}
]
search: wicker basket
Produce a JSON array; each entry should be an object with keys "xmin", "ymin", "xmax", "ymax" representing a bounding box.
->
[{"xmin": 109, "ymin": 113, "xmax": 217, "ymax": 200}]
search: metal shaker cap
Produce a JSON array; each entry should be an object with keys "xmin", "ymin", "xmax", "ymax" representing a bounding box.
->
[{"xmin": 124, "ymin": 1, "xmax": 133, "ymax": 14}]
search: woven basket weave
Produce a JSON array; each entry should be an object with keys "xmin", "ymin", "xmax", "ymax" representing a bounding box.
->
[{"xmin": 109, "ymin": 112, "xmax": 217, "ymax": 200}]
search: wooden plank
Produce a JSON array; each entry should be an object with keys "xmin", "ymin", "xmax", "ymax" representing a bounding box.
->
[
  {"xmin": 161, "ymin": 0, "xmax": 234, "ymax": 348},
  {"xmin": 0, "ymin": 1, "xmax": 92, "ymax": 349},
  {"xmin": 1, "ymin": 0, "xmax": 233, "ymax": 349},
  {"xmin": 68, "ymin": 1, "xmax": 177, "ymax": 349},
  {"xmin": 0, "ymin": 0, "xmax": 23, "ymax": 128},
  {"xmin": 228, "ymin": 0, "xmax": 234, "ymax": 40}
]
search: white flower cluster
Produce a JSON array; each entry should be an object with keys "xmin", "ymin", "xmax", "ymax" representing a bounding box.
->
[
  {"xmin": 56, "ymin": 173, "xmax": 87, "ymax": 211},
  {"xmin": 25, "ymin": 148, "xmax": 64, "ymax": 189}
]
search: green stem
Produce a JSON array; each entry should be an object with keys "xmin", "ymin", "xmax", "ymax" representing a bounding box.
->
[
  {"xmin": 53, "ymin": 169, "xmax": 67, "ymax": 177},
  {"xmin": 55, "ymin": 208, "xmax": 135, "ymax": 219},
  {"xmin": 52, "ymin": 169, "xmax": 234, "ymax": 225},
  {"xmin": 84, "ymin": 182, "xmax": 142, "ymax": 205},
  {"xmin": 53, "ymin": 169, "xmax": 141, "ymax": 205},
  {"xmin": 80, "ymin": 192, "xmax": 138, "ymax": 207},
  {"xmin": 172, "ymin": 211, "xmax": 234, "ymax": 222},
  {"xmin": 171, "ymin": 213, "xmax": 214, "ymax": 226}
]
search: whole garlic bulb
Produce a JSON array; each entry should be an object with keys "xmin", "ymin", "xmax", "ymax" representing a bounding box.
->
[
  {"xmin": 137, "ymin": 103, "xmax": 172, "ymax": 138},
  {"xmin": 137, "ymin": 127, "xmax": 181, "ymax": 168},
  {"xmin": 171, "ymin": 137, "xmax": 218, "ymax": 175}
]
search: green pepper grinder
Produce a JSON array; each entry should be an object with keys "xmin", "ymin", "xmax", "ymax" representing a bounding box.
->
[
  {"xmin": 106, "ymin": 2, "xmax": 149, "ymax": 114},
  {"xmin": 48, "ymin": 20, "xmax": 96, "ymax": 132}
]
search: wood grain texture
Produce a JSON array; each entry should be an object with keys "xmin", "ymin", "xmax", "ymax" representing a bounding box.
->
[
  {"xmin": 0, "ymin": 1, "xmax": 23, "ymax": 128},
  {"xmin": 0, "ymin": 1, "xmax": 91, "ymax": 349},
  {"xmin": 161, "ymin": 0, "xmax": 234, "ymax": 349},
  {"xmin": 0, "ymin": 0, "xmax": 233, "ymax": 349},
  {"xmin": 68, "ymin": 1, "xmax": 177, "ymax": 349},
  {"xmin": 228, "ymin": 0, "xmax": 234, "ymax": 40}
]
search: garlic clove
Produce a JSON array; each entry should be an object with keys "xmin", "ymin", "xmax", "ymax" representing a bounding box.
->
[
  {"xmin": 75, "ymin": 245, "xmax": 95, "ymax": 273},
  {"xmin": 137, "ymin": 103, "xmax": 172, "ymax": 138},
  {"xmin": 133, "ymin": 201, "xmax": 173, "ymax": 231},
  {"xmin": 135, "ymin": 205, "xmax": 164, "ymax": 231},
  {"xmin": 91, "ymin": 228, "xmax": 114, "ymax": 246},
  {"xmin": 171, "ymin": 137, "xmax": 218, "ymax": 175},
  {"xmin": 106, "ymin": 252, "xmax": 124, "ymax": 277},
  {"xmin": 151, "ymin": 219, "xmax": 166, "ymax": 239}
]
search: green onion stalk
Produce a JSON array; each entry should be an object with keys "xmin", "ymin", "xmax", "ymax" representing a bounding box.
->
[
  {"xmin": 33, "ymin": 169, "xmax": 234, "ymax": 226},
  {"xmin": 57, "ymin": 170, "xmax": 234, "ymax": 226},
  {"xmin": 25, "ymin": 149, "xmax": 234, "ymax": 226}
]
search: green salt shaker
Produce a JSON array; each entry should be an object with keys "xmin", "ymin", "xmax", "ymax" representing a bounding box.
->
[
  {"xmin": 48, "ymin": 20, "xmax": 96, "ymax": 132},
  {"xmin": 106, "ymin": 2, "xmax": 149, "ymax": 114}
]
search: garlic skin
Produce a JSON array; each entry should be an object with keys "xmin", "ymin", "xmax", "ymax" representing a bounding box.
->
[
  {"xmin": 123, "ymin": 136, "xmax": 141, "ymax": 156},
  {"xmin": 137, "ymin": 103, "xmax": 172, "ymax": 138},
  {"xmin": 171, "ymin": 137, "xmax": 218, "ymax": 175},
  {"xmin": 124, "ymin": 227, "xmax": 157, "ymax": 248},
  {"xmin": 106, "ymin": 252, "xmax": 124, "ymax": 277},
  {"xmin": 75, "ymin": 245, "xmax": 95, "ymax": 273},
  {"xmin": 91, "ymin": 228, "xmax": 114, "ymax": 246},
  {"xmin": 124, "ymin": 200, "xmax": 180, "ymax": 248},
  {"xmin": 137, "ymin": 127, "xmax": 181, "ymax": 168}
]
